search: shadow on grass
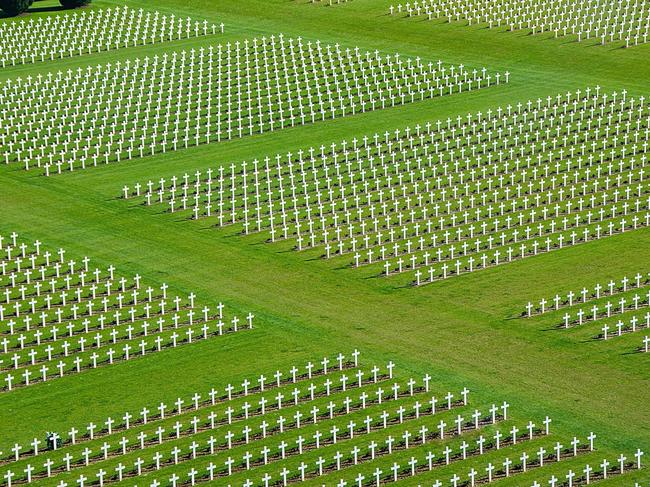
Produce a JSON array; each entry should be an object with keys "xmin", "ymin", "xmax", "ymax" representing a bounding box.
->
[
  {"xmin": 247, "ymin": 239, "xmax": 270, "ymax": 246},
  {"xmin": 27, "ymin": 5, "xmax": 67, "ymax": 13},
  {"xmin": 622, "ymin": 349, "xmax": 643, "ymax": 356},
  {"xmin": 172, "ymin": 216, "xmax": 194, "ymax": 223},
  {"xmin": 540, "ymin": 324, "xmax": 563, "ymax": 332},
  {"xmin": 304, "ymin": 255, "xmax": 324, "ymax": 261},
  {"xmin": 0, "ymin": 5, "xmax": 68, "ymax": 19},
  {"xmin": 504, "ymin": 314, "xmax": 526, "ymax": 321},
  {"xmin": 578, "ymin": 336, "xmax": 600, "ymax": 344}
]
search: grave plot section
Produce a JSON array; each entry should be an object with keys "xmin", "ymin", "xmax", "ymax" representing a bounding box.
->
[
  {"xmin": 1, "ymin": 350, "xmax": 642, "ymax": 486},
  {"xmin": 0, "ymin": 6, "xmax": 224, "ymax": 68},
  {"xmin": 0, "ymin": 34, "xmax": 507, "ymax": 176},
  {"xmin": 389, "ymin": 0, "xmax": 650, "ymax": 48},
  {"xmin": 522, "ymin": 271, "xmax": 650, "ymax": 354},
  {"xmin": 0, "ymin": 232, "xmax": 254, "ymax": 393},
  {"xmin": 527, "ymin": 449, "xmax": 645, "ymax": 487},
  {"xmin": 127, "ymin": 88, "xmax": 650, "ymax": 287}
]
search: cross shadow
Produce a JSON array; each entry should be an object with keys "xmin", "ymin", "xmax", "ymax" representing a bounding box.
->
[
  {"xmin": 622, "ymin": 349, "xmax": 643, "ymax": 356},
  {"xmin": 304, "ymin": 255, "xmax": 324, "ymax": 261},
  {"xmin": 246, "ymin": 240, "xmax": 269, "ymax": 247},
  {"xmin": 539, "ymin": 325, "xmax": 561, "ymax": 332},
  {"xmin": 504, "ymin": 314, "xmax": 526, "ymax": 320},
  {"xmin": 579, "ymin": 337, "xmax": 600, "ymax": 344},
  {"xmin": 172, "ymin": 216, "xmax": 193, "ymax": 223}
]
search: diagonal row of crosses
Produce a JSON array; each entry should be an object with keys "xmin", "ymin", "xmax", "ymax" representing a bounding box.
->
[
  {"xmin": 0, "ymin": 6, "xmax": 223, "ymax": 68},
  {"xmin": 390, "ymin": 0, "xmax": 650, "ymax": 47},
  {"xmin": 126, "ymin": 87, "xmax": 649, "ymax": 286},
  {"xmin": 0, "ymin": 232, "xmax": 254, "ymax": 393},
  {"xmin": 0, "ymin": 34, "xmax": 506, "ymax": 175},
  {"xmin": 2, "ymin": 354, "xmax": 639, "ymax": 487}
]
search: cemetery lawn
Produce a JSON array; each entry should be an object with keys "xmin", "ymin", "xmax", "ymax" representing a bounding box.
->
[{"xmin": 0, "ymin": 0, "xmax": 648, "ymax": 484}]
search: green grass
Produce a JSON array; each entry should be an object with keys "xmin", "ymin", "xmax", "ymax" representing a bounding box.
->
[{"xmin": 0, "ymin": 0, "xmax": 649, "ymax": 485}]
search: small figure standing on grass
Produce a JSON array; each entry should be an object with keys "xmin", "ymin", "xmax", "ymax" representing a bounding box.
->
[{"xmin": 45, "ymin": 432, "xmax": 60, "ymax": 450}]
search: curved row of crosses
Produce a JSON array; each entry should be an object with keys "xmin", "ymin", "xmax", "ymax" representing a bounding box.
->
[
  {"xmin": 0, "ymin": 35, "xmax": 506, "ymax": 176},
  {"xmin": 389, "ymin": 0, "xmax": 650, "ymax": 48},
  {"xmin": 0, "ymin": 352, "xmax": 643, "ymax": 486},
  {"xmin": 0, "ymin": 232, "xmax": 254, "ymax": 393},
  {"xmin": 522, "ymin": 271, "xmax": 650, "ymax": 354},
  {"xmin": 0, "ymin": 6, "xmax": 223, "ymax": 68},
  {"xmin": 124, "ymin": 88, "xmax": 649, "ymax": 287}
]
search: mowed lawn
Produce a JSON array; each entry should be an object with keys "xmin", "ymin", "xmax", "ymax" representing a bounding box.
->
[{"xmin": 0, "ymin": 0, "xmax": 648, "ymax": 484}]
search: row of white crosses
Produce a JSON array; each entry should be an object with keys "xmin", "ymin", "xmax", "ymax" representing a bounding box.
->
[
  {"xmin": 5, "ymin": 340, "xmax": 641, "ymax": 487},
  {"xmin": 5, "ymin": 359, "xmax": 414, "ymax": 482},
  {"xmin": 3, "ymin": 351, "xmax": 363, "ymax": 462},
  {"xmin": 127, "ymin": 85, "xmax": 644, "ymax": 229},
  {"xmin": 3, "ymin": 388, "xmax": 544, "ymax": 487},
  {"xmin": 5, "ymin": 439, "xmax": 640, "ymax": 487},
  {"xmin": 389, "ymin": 0, "xmax": 650, "ymax": 47},
  {"xmin": 133, "ymin": 415, "xmax": 548, "ymax": 486},
  {"xmin": 5, "ymin": 386, "xmax": 478, "ymax": 484},
  {"xmin": 341, "ymin": 447, "xmax": 642, "ymax": 487},
  {"xmin": 529, "ymin": 449, "xmax": 645, "ymax": 487},
  {"xmin": 6, "ymin": 424, "xmax": 602, "ymax": 487},
  {"xmin": 0, "ymin": 232, "xmax": 253, "ymax": 392},
  {"xmin": 0, "ymin": 6, "xmax": 224, "ymax": 68},
  {"xmin": 565, "ymin": 297, "xmax": 650, "ymax": 353},
  {"xmin": 523, "ymin": 273, "xmax": 650, "ymax": 351},
  {"xmin": 599, "ymin": 311, "xmax": 650, "ymax": 338},
  {"xmin": 524, "ymin": 271, "xmax": 650, "ymax": 349},
  {"xmin": 389, "ymin": 176, "xmax": 647, "ymax": 285},
  {"xmin": 118, "ymin": 432, "xmax": 601, "ymax": 487},
  {"xmin": 0, "ymin": 356, "xmax": 488, "ymax": 486},
  {"xmin": 3, "ymin": 357, "xmax": 626, "ymax": 487},
  {"xmin": 0, "ymin": 34, "xmax": 506, "ymax": 176},
  {"xmin": 325, "ymin": 440, "xmax": 633, "ymax": 487},
  {"xmin": 125, "ymin": 87, "xmax": 649, "ymax": 286},
  {"xmin": 1, "ymin": 413, "xmax": 540, "ymax": 487},
  {"xmin": 524, "ymin": 271, "xmax": 650, "ymax": 316},
  {"xmin": 559, "ymin": 289, "xmax": 650, "ymax": 327}
]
